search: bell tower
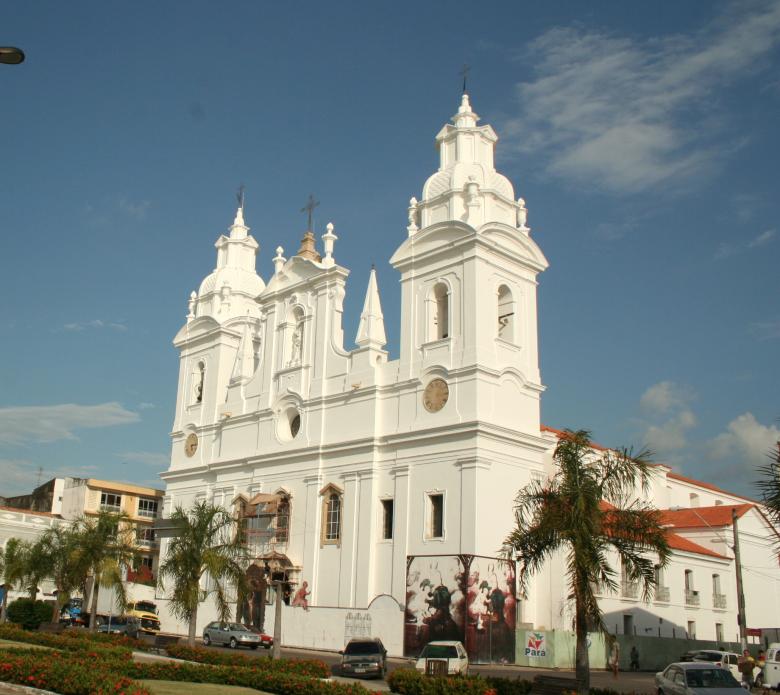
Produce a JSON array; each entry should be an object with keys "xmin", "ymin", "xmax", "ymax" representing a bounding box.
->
[{"xmin": 391, "ymin": 94, "xmax": 548, "ymax": 434}]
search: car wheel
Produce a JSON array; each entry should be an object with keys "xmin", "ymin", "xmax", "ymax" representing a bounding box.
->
[
  {"xmin": 264, "ymin": 643, "xmax": 272, "ymax": 650},
  {"xmin": 230, "ymin": 637, "xmax": 237, "ymax": 649},
  {"xmin": 203, "ymin": 634, "xmax": 211, "ymax": 646},
  {"xmin": 250, "ymin": 645, "xmax": 258, "ymax": 650}
]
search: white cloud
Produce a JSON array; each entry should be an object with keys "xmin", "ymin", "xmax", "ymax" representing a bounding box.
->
[
  {"xmin": 137, "ymin": 402, "xmax": 156, "ymax": 410},
  {"xmin": 640, "ymin": 381, "xmax": 693, "ymax": 414},
  {"xmin": 117, "ymin": 451, "xmax": 169, "ymax": 467},
  {"xmin": 644, "ymin": 410, "xmax": 697, "ymax": 453},
  {"xmin": 506, "ymin": 1, "xmax": 780, "ymax": 193},
  {"xmin": 750, "ymin": 318, "xmax": 780, "ymax": 340},
  {"xmin": 708, "ymin": 412, "xmax": 780, "ymax": 466},
  {"xmin": 748, "ymin": 229, "xmax": 776, "ymax": 247},
  {"xmin": 118, "ymin": 197, "xmax": 151, "ymax": 220},
  {"xmin": 62, "ymin": 319, "xmax": 127, "ymax": 332},
  {"xmin": 0, "ymin": 403, "xmax": 139, "ymax": 446}
]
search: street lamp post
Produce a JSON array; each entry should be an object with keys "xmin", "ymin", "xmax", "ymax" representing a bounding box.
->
[{"xmin": 732, "ymin": 508, "xmax": 748, "ymax": 651}]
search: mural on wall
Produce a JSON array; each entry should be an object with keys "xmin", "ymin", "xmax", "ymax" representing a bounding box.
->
[{"xmin": 404, "ymin": 554, "xmax": 516, "ymax": 664}]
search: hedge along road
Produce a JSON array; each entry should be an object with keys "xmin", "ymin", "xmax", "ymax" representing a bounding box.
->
[{"xmin": 199, "ymin": 641, "xmax": 657, "ymax": 694}]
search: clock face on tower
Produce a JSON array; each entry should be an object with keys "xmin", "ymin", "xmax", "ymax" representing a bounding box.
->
[
  {"xmin": 184, "ymin": 433, "xmax": 199, "ymax": 457},
  {"xmin": 423, "ymin": 378, "xmax": 449, "ymax": 413}
]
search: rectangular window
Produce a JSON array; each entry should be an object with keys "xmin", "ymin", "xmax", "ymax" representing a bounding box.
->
[
  {"xmin": 324, "ymin": 493, "xmax": 341, "ymax": 542},
  {"xmin": 140, "ymin": 556, "xmax": 153, "ymax": 569},
  {"xmin": 716, "ymin": 623, "xmax": 724, "ymax": 642},
  {"xmin": 137, "ymin": 498, "xmax": 158, "ymax": 518},
  {"xmin": 381, "ymin": 499, "xmax": 394, "ymax": 540},
  {"xmin": 687, "ymin": 620, "xmax": 696, "ymax": 639},
  {"xmin": 136, "ymin": 527, "xmax": 155, "ymax": 546},
  {"xmin": 100, "ymin": 492, "xmax": 121, "ymax": 512},
  {"xmin": 429, "ymin": 493, "xmax": 444, "ymax": 539}
]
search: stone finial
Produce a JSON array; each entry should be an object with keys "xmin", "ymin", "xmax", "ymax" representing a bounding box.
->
[
  {"xmin": 296, "ymin": 230, "xmax": 322, "ymax": 262},
  {"xmin": 187, "ymin": 290, "xmax": 197, "ymax": 322},
  {"xmin": 407, "ymin": 196, "xmax": 419, "ymax": 236},
  {"xmin": 273, "ymin": 246, "xmax": 286, "ymax": 275},
  {"xmin": 322, "ymin": 222, "xmax": 337, "ymax": 267},
  {"xmin": 517, "ymin": 197, "xmax": 529, "ymax": 229},
  {"xmin": 229, "ymin": 205, "xmax": 249, "ymax": 240},
  {"xmin": 454, "ymin": 93, "xmax": 478, "ymax": 128}
]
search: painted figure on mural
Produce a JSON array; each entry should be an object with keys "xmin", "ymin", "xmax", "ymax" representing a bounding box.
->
[
  {"xmin": 240, "ymin": 565, "xmax": 266, "ymax": 631},
  {"xmin": 291, "ymin": 580, "xmax": 310, "ymax": 610},
  {"xmin": 422, "ymin": 577, "xmax": 460, "ymax": 641}
]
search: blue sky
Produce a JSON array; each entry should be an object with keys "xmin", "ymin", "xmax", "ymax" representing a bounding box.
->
[{"xmin": 1, "ymin": 1, "xmax": 778, "ymax": 498}]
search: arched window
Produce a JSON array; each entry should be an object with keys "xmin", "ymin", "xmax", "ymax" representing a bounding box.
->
[
  {"xmin": 193, "ymin": 361, "xmax": 205, "ymax": 404},
  {"xmin": 497, "ymin": 285, "xmax": 514, "ymax": 341},
  {"xmin": 320, "ymin": 484, "xmax": 343, "ymax": 544},
  {"xmin": 428, "ymin": 282, "xmax": 449, "ymax": 341},
  {"xmin": 275, "ymin": 494, "xmax": 290, "ymax": 546}
]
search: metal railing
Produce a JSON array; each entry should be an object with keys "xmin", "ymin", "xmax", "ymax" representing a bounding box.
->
[
  {"xmin": 685, "ymin": 589, "xmax": 701, "ymax": 606},
  {"xmin": 713, "ymin": 593, "xmax": 727, "ymax": 609},
  {"xmin": 655, "ymin": 586, "xmax": 671, "ymax": 602}
]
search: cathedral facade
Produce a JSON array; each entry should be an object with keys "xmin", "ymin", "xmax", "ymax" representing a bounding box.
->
[{"xmin": 161, "ymin": 94, "xmax": 548, "ymax": 660}]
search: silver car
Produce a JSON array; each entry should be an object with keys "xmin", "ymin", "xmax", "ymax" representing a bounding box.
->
[
  {"xmin": 656, "ymin": 662, "xmax": 748, "ymax": 695},
  {"xmin": 202, "ymin": 622, "xmax": 261, "ymax": 649}
]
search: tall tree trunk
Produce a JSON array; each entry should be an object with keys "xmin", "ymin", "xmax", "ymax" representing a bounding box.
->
[
  {"xmin": 188, "ymin": 602, "xmax": 198, "ymax": 647},
  {"xmin": 89, "ymin": 574, "xmax": 100, "ymax": 630},
  {"xmin": 51, "ymin": 592, "xmax": 62, "ymax": 623},
  {"xmin": 574, "ymin": 584, "xmax": 591, "ymax": 694}
]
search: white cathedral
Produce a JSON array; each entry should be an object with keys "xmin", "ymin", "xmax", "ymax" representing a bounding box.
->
[{"xmin": 159, "ymin": 94, "xmax": 779, "ymax": 664}]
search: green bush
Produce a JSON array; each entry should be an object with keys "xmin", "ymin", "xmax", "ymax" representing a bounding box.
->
[
  {"xmin": 165, "ymin": 642, "xmax": 329, "ymax": 678},
  {"xmin": 5, "ymin": 598, "xmax": 53, "ymax": 630},
  {"xmin": 387, "ymin": 668, "xmax": 496, "ymax": 695},
  {"xmin": 0, "ymin": 623, "xmax": 133, "ymax": 660},
  {"xmin": 484, "ymin": 677, "xmax": 532, "ymax": 695},
  {"xmin": 128, "ymin": 660, "xmax": 367, "ymax": 695},
  {"xmin": 0, "ymin": 649, "xmax": 150, "ymax": 695}
]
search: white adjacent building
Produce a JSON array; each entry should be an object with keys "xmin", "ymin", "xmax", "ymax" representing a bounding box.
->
[{"xmin": 159, "ymin": 94, "xmax": 780, "ymax": 661}]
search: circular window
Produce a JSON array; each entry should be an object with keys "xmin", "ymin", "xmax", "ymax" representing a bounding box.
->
[{"xmin": 277, "ymin": 406, "xmax": 301, "ymax": 442}]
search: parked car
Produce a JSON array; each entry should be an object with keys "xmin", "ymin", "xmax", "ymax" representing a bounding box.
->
[
  {"xmin": 96, "ymin": 616, "xmax": 141, "ymax": 637},
  {"xmin": 202, "ymin": 622, "xmax": 261, "ymax": 649},
  {"xmin": 415, "ymin": 641, "xmax": 469, "ymax": 676},
  {"xmin": 247, "ymin": 628, "xmax": 274, "ymax": 650},
  {"xmin": 656, "ymin": 662, "xmax": 747, "ymax": 694},
  {"xmin": 760, "ymin": 643, "xmax": 780, "ymax": 689},
  {"xmin": 691, "ymin": 650, "xmax": 741, "ymax": 680},
  {"xmin": 339, "ymin": 638, "xmax": 387, "ymax": 679}
]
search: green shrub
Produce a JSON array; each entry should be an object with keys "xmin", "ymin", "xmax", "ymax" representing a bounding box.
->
[
  {"xmin": 0, "ymin": 623, "xmax": 133, "ymax": 660},
  {"xmin": 387, "ymin": 668, "xmax": 496, "ymax": 695},
  {"xmin": 165, "ymin": 643, "xmax": 329, "ymax": 677},
  {"xmin": 484, "ymin": 677, "xmax": 533, "ymax": 695},
  {"xmin": 5, "ymin": 598, "xmax": 53, "ymax": 630},
  {"xmin": 0, "ymin": 649, "xmax": 150, "ymax": 695},
  {"xmin": 128, "ymin": 660, "xmax": 367, "ymax": 695}
]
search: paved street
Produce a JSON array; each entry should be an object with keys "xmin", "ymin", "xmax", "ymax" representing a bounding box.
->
[{"xmin": 203, "ymin": 642, "xmax": 658, "ymax": 693}]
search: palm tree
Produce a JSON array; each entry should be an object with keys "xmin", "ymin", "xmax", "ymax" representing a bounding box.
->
[
  {"xmin": 756, "ymin": 436, "xmax": 780, "ymax": 524},
  {"xmin": 158, "ymin": 501, "xmax": 248, "ymax": 646},
  {"xmin": 0, "ymin": 538, "xmax": 40, "ymax": 619},
  {"xmin": 38, "ymin": 525, "xmax": 83, "ymax": 623},
  {"xmin": 73, "ymin": 511, "xmax": 138, "ymax": 630},
  {"xmin": 502, "ymin": 429, "xmax": 671, "ymax": 694}
]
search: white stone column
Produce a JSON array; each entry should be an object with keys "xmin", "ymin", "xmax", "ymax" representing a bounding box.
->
[
  {"xmin": 352, "ymin": 469, "xmax": 376, "ymax": 607},
  {"xmin": 302, "ymin": 475, "xmax": 322, "ymax": 605},
  {"xmin": 338, "ymin": 472, "xmax": 359, "ymax": 606}
]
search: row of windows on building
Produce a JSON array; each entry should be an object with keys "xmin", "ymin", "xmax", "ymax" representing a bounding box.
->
[
  {"xmin": 99, "ymin": 492, "xmax": 159, "ymax": 518},
  {"xmin": 617, "ymin": 565, "xmax": 728, "ymax": 608},
  {"xmin": 618, "ymin": 613, "xmax": 728, "ymax": 642}
]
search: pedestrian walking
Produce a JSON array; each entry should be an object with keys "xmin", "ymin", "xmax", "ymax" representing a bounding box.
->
[
  {"xmin": 739, "ymin": 649, "xmax": 755, "ymax": 687},
  {"xmin": 609, "ymin": 640, "xmax": 620, "ymax": 678},
  {"xmin": 630, "ymin": 645, "xmax": 640, "ymax": 672}
]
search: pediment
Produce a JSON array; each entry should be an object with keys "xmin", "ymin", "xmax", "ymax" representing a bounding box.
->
[
  {"xmin": 390, "ymin": 221, "xmax": 475, "ymax": 267},
  {"xmin": 262, "ymin": 257, "xmax": 347, "ymax": 296},
  {"xmin": 479, "ymin": 223, "xmax": 549, "ymax": 271},
  {"xmin": 173, "ymin": 315, "xmax": 225, "ymax": 345}
]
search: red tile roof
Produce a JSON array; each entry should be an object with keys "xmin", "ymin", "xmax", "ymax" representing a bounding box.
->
[
  {"xmin": 665, "ymin": 531, "xmax": 728, "ymax": 559},
  {"xmin": 659, "ymin": 504, "xmax": 753, "ymax": 529}
]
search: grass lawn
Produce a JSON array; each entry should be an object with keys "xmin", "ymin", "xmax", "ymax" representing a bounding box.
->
[
  {"xmin": 0, "ymin": 638, "xmax": 51, "ymax": 650},
  {"xmin": 139, "ymin": 681, "xmax": 271, "ymax": 695}
]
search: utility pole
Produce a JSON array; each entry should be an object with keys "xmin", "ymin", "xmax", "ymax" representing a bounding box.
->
[
  {"xmin": 272, "ymin": 579, "xmax": 283, "ymax": 660},
  {"xmin": 733, "ymin": 507, "xmax": 747, "ymax": 651}
]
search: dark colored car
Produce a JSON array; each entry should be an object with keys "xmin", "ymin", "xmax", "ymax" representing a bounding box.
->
[{"xmin": 339, "ymin": 638, "xmax": 387, "ymax": 679}]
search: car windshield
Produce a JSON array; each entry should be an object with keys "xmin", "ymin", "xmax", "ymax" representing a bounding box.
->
[
  {"xmin": 106, "ymin": 618, "xmax": 127, "ymax": 625},
  {"xmin": 420, "ymin": 645, "xmax": 458, "ymax": 659},
  {"xmin": 345, "ymin": 642, "xmax": 381, "ymax": 655},
  {"xmin": 696, "ymin": 652, "xmax": 723, "ymax": 661},
  {"xmin": 229, "ymin": 623, "xmax": 248, "ymax": 631},
  {"xmin": 686, "ymin": 669, "xmax": 741, "ymax": 688},
  {"xmin": 134, "ymin": 602, "xmax": 157, "ymax": 613}
]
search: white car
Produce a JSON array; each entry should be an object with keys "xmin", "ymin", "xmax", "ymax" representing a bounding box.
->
[
  {"xmin": 691, "ymin": 650, "xmax": 741, "ymax": 681},
  {"xmin": 656, "ymin": 662, "xmax": 747, "ymax": 695},
  {"xmin": 761, "ymin": 643, "xmax": 780, "ymax": 688},
  {"xmin": 415, "ymin": 640, "xmax": 469, "ymax": 675}
]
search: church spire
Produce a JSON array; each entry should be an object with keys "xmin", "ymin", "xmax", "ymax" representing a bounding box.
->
[{"xmin": 355, "ymin": 267, "xmax": 386, "ymax": 349}]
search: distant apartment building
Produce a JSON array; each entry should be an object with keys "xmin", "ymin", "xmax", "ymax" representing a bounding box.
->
[{"xmin": 1, "ymin": 477, "xmax": 164, "ymax": 580}]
